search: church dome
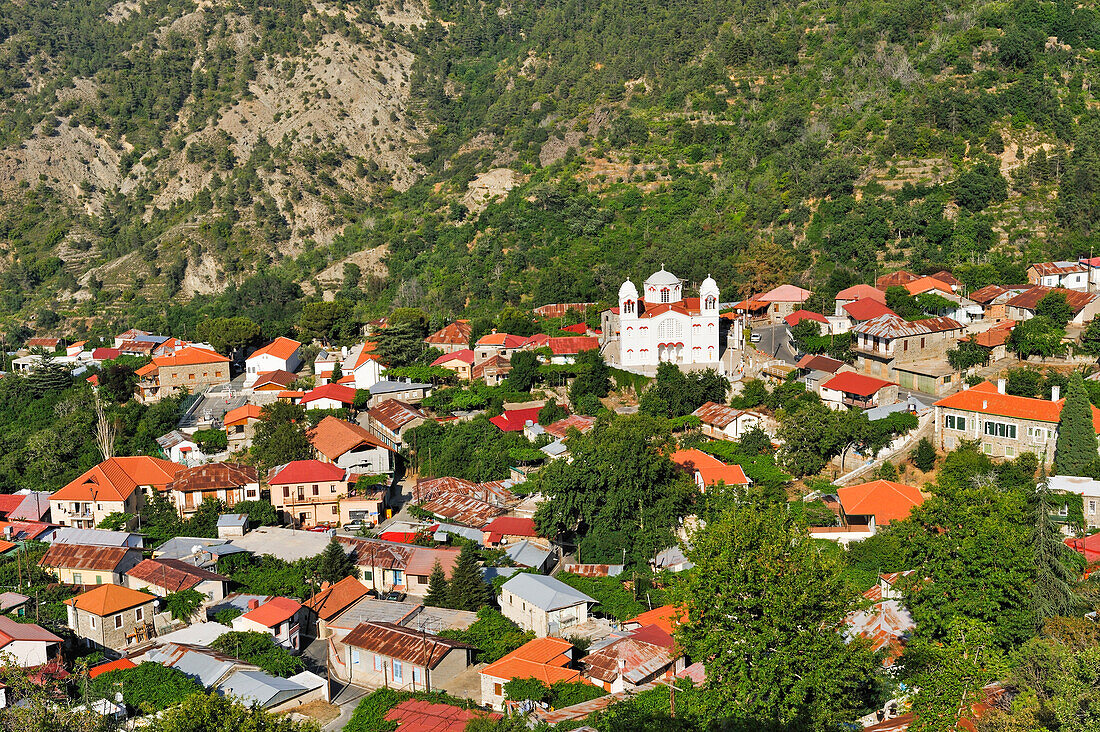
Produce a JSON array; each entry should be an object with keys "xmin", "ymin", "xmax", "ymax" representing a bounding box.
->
[
  {"xmin": 644, "ymin": 266, "xmax": 681, "ymax": 288},
  {"xmin": 700, "ymin": 275, "xmax": 718, "ymax": 293},
  {"xmin": 618, "ymin": 279, "xmax": 639, "ymax": 299}
]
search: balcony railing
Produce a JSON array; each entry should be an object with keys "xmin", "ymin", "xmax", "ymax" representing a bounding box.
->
[
  {"xmin": 851, "ymin": 343, "xmax": 891, "ymax": 358},
  {"xmin": 842, "ymin": 395, "xmax": 876, "ymax": 409}
]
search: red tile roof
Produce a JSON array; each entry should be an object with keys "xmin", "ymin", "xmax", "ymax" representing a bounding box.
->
[
  {"xmin": 821, "ymin": 371, "xmax": 895, "ymax": 397},
  {"xmin": 224, "ymin": 404, "xmax": 264, "ymax": 426},
  {"xmin": 904, "ymin": 276, "xmax": 955, "ymax": 296},
  {"xmin": 543, "ymin": 414, "xmax": 596, "ymax": 439},
  {"xmin": 489, "ymin": 407, "xmax": 543, "ymax": 432},
  {"xmin": 796, "ymin": 354, "xmax": 846, "ymax": 374},
  {"xmin": 842, "ymin": 298, "xmax": 896, "ymax": 321},
  {"xmin": 149, "ymin": 346, "xmax": 230, "ymax": 367},
  {"xmin": 88, "ymin": 658, "xmax": 137, "ymax": 679},
  {"xmin": 247, "ymin": 337, "xmax": 301, "ymax": 363},
  {"xmin": 837, "ymin": 480, "xmax": 924, "ymax": 526},
  {"xmin": 835, "ymin": 284, "xmax": 886, "ymax": 303},
  {"xmin": 65, "ymin": 584, "xmax": 156, "ymax": 616},
  {"xmin": 934, "ymin": 381, "xmax": 1100, "ymax": 429},
  {"xmin": 301, "ymin": 383, "xmax": 356, "ymax": 406},
  {"xmin": 267, "ymin": 459, "xmax": 346, "ymax": 485},
  {"xmin": 384, "ymin": 700, "xmax": 500, "ymax": 732},
  {"xmin": 0, "ymin": 616, "xmax": 62, "ymax": 648},
  {"xmin": 481, "ymin": 637, "xmax": 578, "ymax": 684},
  {"xmin": 963, "ymin": 321, "xmax": 1015, "ymax": 348},
  {"xmin": 559, "ymin": 323, "xmax": 589, "ymax": 334},
  {"xmin": 758, "ymin": 284, "xmax": 811, "ymax": 302},
  {"xmin": 475, "ymin": 332, "xmax": 527, "ymax": 348},
  {"xmin": 253, "ymin": 370, "xmax": 298, "ymax": 389},
  {"xmin": 626, "ymin": 605, "xmax": 686, "ymax": 636},
  {"xmin": 305, "ymin": 576, "xmax": 371, "ymax": 621},
  {"xmin": 240, "ymin": 596, "xmax": 302, "ymax": 627},
  {"xmin": 481, "ymin": 516, "xmax": 538, "ymax": 536},
  {"xmin": 310, "ymin": 416, "xmax": 392, "ymax": 460},
  {"xmin": 92, "ymin": 348, "xmax": 121, "ymax": 360},
  {"xmin": 1065, "ymin": 533, "xmax": 1100, "ymax": 563},
  {"xmin": 167, "ymin": 462, "xmax": 257, "ymax": 493},
  {"xmin": 51, "ymin": 457, "xmax": 183, "ymax": 502},
  {"xmin": 0, "ymin": 495, "xmax": 25, "ymax": 517},
  {"xmin": 431, "ymin": 349, "xmax": 474, "ymax": 367},
  {"xmin": 783, "ymin": 309, "xmax": 829, "ymax": 327},
  {"xmin": 547, "ymin": 336, "xmax": 600, "ymax": 355},
  {"xmin": 670, "ymin": 449, "xmax": 750, "ymax": 487},
  {"xmin": 425, "ymin": 321, "xmax": 472, "ymax": 347}
]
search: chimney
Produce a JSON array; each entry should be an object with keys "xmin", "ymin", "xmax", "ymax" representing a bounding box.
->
[
  {"xmin": 982, "ymin": 400, "xmax": 988, "ymax": 410},
  {"xmin": 247, "ymin": 599, "xmax": 260, "ymax": 611},
  {"xmin": 1052, "ymin": 385, "xmax": 1061, "ymax": 402},
  {"xmin": 996, "ymin": 379, "xmax": 1006, "ymax": 394}
]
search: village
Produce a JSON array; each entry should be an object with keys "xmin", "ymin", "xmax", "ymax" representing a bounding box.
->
[{"xmin": 1, "ymin": 260, "xmax": 1100, "ymax": 731}]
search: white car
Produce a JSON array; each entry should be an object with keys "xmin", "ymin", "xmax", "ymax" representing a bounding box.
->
[{"xmin": 750, "ymin": 332, "xmax": 762, "ymax": 343}]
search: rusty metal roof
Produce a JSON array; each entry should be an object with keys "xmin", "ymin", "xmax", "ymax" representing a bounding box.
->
[
  {"xmin": 419, "ymin": 492, "xmax": 505, "ymax": 528},
  {"xmin": 167, "ymin": 462, "xmax": 258, "ymax": 493},
  {"xmin": 39, "ymin": 544, "xmax": 138, "ymax": 571},
  {"xmin": 582, "ymin": 636, "xmax": 676, "ymax": 684},
  {"xmin": 852, "ymin": 314, "xmax": 930, "ymax": 339},
  {"xmin": 691, "ymin": 401, "xmax": 745, "ymax": 428},
  {"xmin": 341, "ymin": 621, "xmax": 470, "ymax": 668},
  {"xmin": 1005, "ymin": 285, "xmax": 1096, "ymax": 313},
  {"xmin": 126, "ymin": 558, "xmax": 227, "ymax": 592},
  {"xmin": 909, "ymin": 316, "xmax": 963, "ymax": 333},
  {"xmin": 369, "ymin": 400, "xmax": 425, "ymax": 432}
]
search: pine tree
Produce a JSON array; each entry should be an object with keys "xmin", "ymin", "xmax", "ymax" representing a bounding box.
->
[
  {"xmin": 330, "ymin": 359, "xmax": 342, "ymax": 383},
  {"xmin": 1053, "ymin": 372, "xmax": 1098, "ymax": 476},
  {"xmin": 1032, "ymin": 474, "xmax": 1085, "ymax": 625},
  {"xmin": 447, "ymin": 542, "xmax": 489, "ymax": 611},
  {"xmin": 318, "ymin": 541, "xmax": 355, "ymax": 584},
  {"xmin": 424, "ymin": 560, "xmax": 450, "ymax": 608}
]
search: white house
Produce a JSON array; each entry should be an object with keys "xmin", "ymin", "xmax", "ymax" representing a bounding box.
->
[
  {"xmin": 340, "ymin": 343, "xmax": 384, "ymax": 389},
  {"xmin": 1027, "ymin": 261, "xmax": 1089, "ymax": 291},
  {"xmin": 614, "ymin": 267, "xmax": 721, "ymax": 372},
  {"xmin": 499, "ymin": 574, "xmax": 595, "ymax": 637},
  {"xmin": 1048, "ymin": 475, "xmax": 1100, "ymax": 530},
  {"xmin": 0, "ymin": 616, "xmax": 62, "ymax": 667},
  {"xmin": 301, "ymin": 384, "xmax": 357, "ymax": 411},
  {"xmin": 156, "ymin": 430, "xmax": 210, "ymax": 464},
  {"xmin": 232, "ymin": 597, "xmax": 303, "ymax": 652},
  {"xmin": 245, "ymin": 338, "xmax": 302, "ymax": 387}
]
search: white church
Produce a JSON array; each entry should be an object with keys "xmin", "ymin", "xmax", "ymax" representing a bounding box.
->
[{"xmin": 610, "ymin": 266, "xmax": 722, "ymax": 372}]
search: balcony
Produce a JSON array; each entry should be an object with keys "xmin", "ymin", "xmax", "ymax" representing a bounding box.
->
[
  {"xmin": 842, "ymin": 394, "xmax": 876, "ymax": 409},
  {"xmin": 851, "ymin": 343, "xmax": 891, "ymax": 359}
]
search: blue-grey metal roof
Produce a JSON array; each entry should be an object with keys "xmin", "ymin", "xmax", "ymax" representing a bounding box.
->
[
  {"xmin": 432, "ymin": 523, "xmax": 484, "ymax": 543},
  {"xmin": 368, "ymin": 379, "xmax": 432, "ymax": 395},
  {"xmin": 154, "ymin": 537, "xmax": 232, "ymax": 559},
  {"xmin": 217, "ymin": 514, "xmax": 248, "ymax": 528},
  {"xmin": 52, "ymin": 527, "xmax": 140, "ymax": 548},
  {"xmin": 541, "ymin": 439, "xmax": 568, "ymax": 457},
  {"xmin": 504, "ymin": 540, "xmax": 552, "ymax": 570},
  {"xmin": 170, "ymin": 649, "xmax": 238, "ymax": 688},
  {"xmin": 501, "ymin": 573, "xmax": 595, "ymax": 611},
  {"xmin": 481, "ymin": 566, "xmax": 520, "ymax": 585},
  {"xmin": 218, "ymin": 670, "xmax": 307, "ymax": 708}
]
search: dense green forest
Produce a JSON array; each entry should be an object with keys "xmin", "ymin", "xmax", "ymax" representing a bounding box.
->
[{"xmin": 2, "ymin": 0, "xmax": 1100, "ymax": 335}]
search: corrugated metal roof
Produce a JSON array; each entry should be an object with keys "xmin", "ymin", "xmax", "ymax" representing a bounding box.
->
[
  {"xmin": 167, "ymin": 462, "xmax": 257, "ymax": 493},
  {"xmin": 583, "ymin": 635, "xmax": 675, "ymax": 684},
  {"xmin": 852, "ymin": 314, "xmax": 930, "ymax": 339},
  {"xmin": 501, "ymin": 574, "xmax": 596, "ymax": 611},
  {"xmin": 218, "ymin": 669, "xmax": 309, "ymax": 708},
  {"xmin": 341, "ymin": 621, "xmax": 470, "ymax": 668},
  {"xmin": 40, "ymin": 543, "xmax": 137, "ymax": 571}
]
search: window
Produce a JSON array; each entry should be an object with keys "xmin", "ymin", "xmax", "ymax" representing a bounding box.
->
[
  {"xmin": 313, "ymin": 485, "xmax": 319, "ymax": 496},
  {"xmin": 660, "ymin": 288, "xmax": 670, "ymax": 303},
  {"xmin": 920, "ymin": 338, "xmax": 926, "ymax": 348},
  {"xmin": 494, "ymin": 683, "xmax": 503, "ymax": 696},
  {"xmin": 90, "ymin": 615, "xmax": 96, "ymax": 629},
  {"xmin": 283, "ymin": 487, "xmax": 290, "ymax": 498},
  {"xmin": 73, "ymin": 573, "xmax": 83, "ymax": 584},
  {"xmin": 1028, "ymin": 426, "xmax": 1051, "ymax": 443},
  {"xmin": 115, "ymin": 615, "xmax": 123, "ymax": 629},
  {"xmin": 413, "ymin": 668, "xmax": 422, "ymax": 685},
  {"xmin": 374, "ymin": 654, "xmax": 382, "ymax": 671},
  {"xmin": 135, "ymin": 607, "xmax": 144, "ymax": 622},
  {"xmin": 903, "ymin": 341, "xmax": 908, "ymax": 352},
  {"xmin": 352, "ymin": 650, "xmax": 360, "ymax": 665},
  {"xmin": 1004, "ymin": 445, "xmax": 1015, "ymax": 457},
  {"xmin": 363, "ymin": 570, "xmax": 373, "ymax": 581},
  {"xmin": 1090, "ymin": 500, "xmax": 1097, "ymax": 513},
  {"xmin": 96, "ymin": 575, "xmax": 103, "ymax": 584},
  {"xmin": 331, "ymin": 485, "xmax": 337, "ymax": 493},
  {"xmin": 982, "ymin": 443, "xmax": 993, "ymax": 455},
  {"xmin": 945, "ymin": 415, "xmax": 966, "ymax": 431},
  {"xmin": 1059, "ymin": 504, "xmax": 1069, "ymax": 517},
  {"xmin": 983, "ymin": 421, "xmax": 1016, "ymax": 439},
  {"xmin": 189, "ymin": 374, "xmax": 195, "ymax": 380},
  {"xmin": 393, "ymin": 661, "xmax": 403, "ymax": 681}
]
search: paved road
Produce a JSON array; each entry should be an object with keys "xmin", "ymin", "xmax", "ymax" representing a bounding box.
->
[{"xmin": 751, "ymin": 323, "xmax": 798, "ymax": 364}]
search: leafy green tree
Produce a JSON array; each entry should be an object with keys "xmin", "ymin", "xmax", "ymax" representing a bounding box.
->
[
  {"xmin": 166, "ymin": 589, "xmax": 205, "ymax": 621},
  {"xmin": 388, "ymin": 307, "xmax": 429, "ymax": 337},
  {"xmin": 905, "ymin": 618, "xmax": 1007, "ymax": 732},
  {"xmin": 195, "ymin": 317, "xmax": 261, "ymax": 357},
  {"xmin": 946, "ymin": 340, "xmax": 989, "ymax": 371},
  {"xmin": 538, "ymin": 398, "xmax": 569, "ymax": 425},
  {"xmin": 776, "ymin": 400, "xmax": 838, "ymax": 477},
  {"xmin": 192, "ymin": 428, "xmax": 227, "ymax": 452},
  {"xmin": 569, "ymin": 348, "xmax": 611, "ymax": 406},
  {"xmin": 506, "ymin": 350, "xmax": 540, "ymax": 392},
  {"xmin": 503, "ymin": 677, "xmax": 550, "ymax": 704},
  {"xmin": 252, "ymin": 401, "xmax": 312, "ymax": 474},
  {"xmin": 438, "ymin": 607, "xmax": 533, "ymax": 663},
  {"xmin": 318, "ymin": 541, "xmax": 355, "ymax": 584},
  {"xmin": 910, "ymin": 437, "xmax": 937, "ymax": 472},
  {"xmin": 298, "ymin": 301, "xmax": 353, "ymax": 343},
  {"xmin": 92, "ymin": 662, "xmax": 203, "ymax": 713},
  {"xmin": 1079, "ymin": 317, "xmax": 1100, "ymax": 356},
  {"xmin": 97, "ymin": 512, "xmax": 133, "ymax": 531},
  {"xmin": 149, "ymin": 691, "xmax": 317, "ymax": 732},
  {"xmin": 534, "ymin": 414, "xmax": 696, "ymax": 565},
  {"xmin": 424, "ymin": 560, "xmax": 449, "ymax": 607},
  {"xmin": 1036, "ymin": 291, "xmax": 1074, "ymax": 328},
  {"xmin": 234, "ymin": 500, "xmax": 277, "ymax": 526},
  {"xmin": 1007, "ymin": 316, "xmax": 1065, "ymax": 360},
  {"xmin": 446, "ymin": 542, "xmax": 489, "ymax": 611},
  {"xmin": 1053, "ymin": 372, "xmax": 1097, "ymax": 476},
  {"xmin": 184, "ymin": 497, "xmax": 227, "ymax": 537},
  {"xmin": 674, "ymin": 494, "xmax": 881, "ymax": 729},
  {"xmin": 330, "ymin": 360, "xmax": 343, "ymax": 382},
  {"xmin": 210, "ymin": 631, "xmax": 304, "ymax": 677},
  {"xmin": 100, "ymin": 362, "xmax": 138, "ymax": 403},
  {"xmin": 374, "ymin": 322, "xmax": 430, "ymax": 367}
]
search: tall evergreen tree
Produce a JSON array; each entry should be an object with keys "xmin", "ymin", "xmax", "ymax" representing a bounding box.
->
[
  {"xmin": 1032, "ymin": 475, "xmax": 1085, "ymax": 624},
  {"xmin": 447, "ymin": 542, "xmax": 489, "ymax": 611},
  {"xmin": 424, "ymin": 560, "xmax": 450, "ymax": 608},
  {"xmin": 318, "ymin": 541, "xmax": 355, "ymax": 584},
  {"xmin": 1052, "ymin": 372, "xmax": 1097, "ymax": 476}
]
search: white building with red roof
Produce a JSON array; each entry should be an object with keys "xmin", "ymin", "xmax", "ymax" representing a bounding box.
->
[
  {"xmin": 819, "ymin": 372, "xmax": 899, "ymax": 411},
  {"xmin": 267, "ymin": 460, "xmax": 351, "ymax": 527},
  {"xmin": 232, "ymin": 596, "xmax": 304, "ymax": 651},
  {"xmin": 616, "ymin": 266, "xmax": 720, "ymax": 373},
  {"xmin": 245, "ymin": 338, "xmax": 302, "ymax": 387}
]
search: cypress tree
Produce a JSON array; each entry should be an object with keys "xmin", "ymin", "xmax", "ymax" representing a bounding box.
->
[
  {"xmin": 424, "ymin": 560, "xmax": 450, "ymax": 608},
  {"xmin": 1032, "ymin": 475, "xmax": 1085, "ymax": 624},
  {"xmin": 318, "ymin": 541, "xmax": 355, "ymax": 584},
  {"xmin": 447, "ymin": 542, "xmax": 489, "ymax": 611},
  {"xmin": 1052, "ymin": 372, "xmax": 1098, "ymax": 476}
]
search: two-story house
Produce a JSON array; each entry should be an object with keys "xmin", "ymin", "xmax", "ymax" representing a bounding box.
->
[
  {"xmin": 424, "ymin": 320, "xmax": 472, "ymax": 355},
  {"xmin": 135, "ymin": 346, "xmax": 231, "ymax": 402},
  {"xmin": 473, "ymin": 332, "xmax": 527, "ymax": 365},
  {"xmin": 338, "ymin": 621, "xmax": 473, "ymax": 691},
  {"xmin": 125, "ymin": 558, "xmax": 228, "ymax": 604},
  {"xmin": 1027, "ymin": 261, "xmax": 1089, "ymax": 290},
  {"xmin": 499, "ymin": 574, "xmax": 596, "ymax": 638},
  {"xmin": 164, "ymin": 462, "xmax": 259, "ymax": 519},
  {"xmin": 50, "ymin": 456, "xmax": 183, "ymax": 529},
  {"xmin": 851, "ymin": 314, "xmax": 964, "ymax": 391},
  {"xmin": 223, "ymin": 404, "xmax": 264, "ymax": 451},
  {"xmin": 244, "ymin": 337, "xmax": 302, "ymax": 388},
  {"xmin": 66, "ymin": 584, "xmax": 159, "ymax": 653},
  {"xmin": 934, "ymin": 379, "xmax": 1100, "ymax": 462},
  {"xmin": 232, "ymin": 597, "xmax": 304, "ymax": 652},
  {"xmin": 819, "ymin": 372, "xmax": 899, "ymax": 411},
  {"xmin": 1004, "ymin": 286, "xmax": 1100, "ymax": 325},
  {"xmin": 267, "ymin": 460, "xmax": 350, "ymax": 527},
  {"xmin": 365, "ymin": 400, "xmax": 427, "ymax": 450},
  {"xmin": 310, "ymin": 416, "xmax": 396, "ymax": 476},
  {"xmin": 39, "ymin": 544, "xmax": 143, "ymax": 587}
]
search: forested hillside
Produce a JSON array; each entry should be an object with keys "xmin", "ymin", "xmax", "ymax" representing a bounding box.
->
[{"xmin": 3, "ymin": 0, "xmax": 1100, "ymax": 334}]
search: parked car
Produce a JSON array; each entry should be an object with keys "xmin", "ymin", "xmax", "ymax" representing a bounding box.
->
[
  {"xmin": 750, "ymin": 332, "xmax": 762, "ymax": 343},
  {"xmin": 382, "ymin": 590, "xmax": 406, "ymax": 602}
]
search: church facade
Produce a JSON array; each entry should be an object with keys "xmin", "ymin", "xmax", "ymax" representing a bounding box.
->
[{"xmin": 613, "ymin": 267, "xmax": 722, "ymax": 371}]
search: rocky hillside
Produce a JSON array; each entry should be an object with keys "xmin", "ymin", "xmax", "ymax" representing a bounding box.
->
[{"xmin": 2, "ymin": 0, "xmax": 1100, "ymax": 334}]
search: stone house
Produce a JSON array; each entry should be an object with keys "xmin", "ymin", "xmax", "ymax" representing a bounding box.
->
[
  {"xmin": 125, "ymin": 558, "xmax": 228, "ymax": 604},
  {"xmin": 851, "ymin": 314, "xmax": 963, "ymax": 383},
  {"xmin": 365, "ymin": 400, "xmax": 427, "ymax": 450},
  {"xmin": 223, "ymin": 404, "xmax": 264, "ymax": 451},
  {"xmin": 933, "ymin": 380, "xmax": 1100, "ymax": 462},
  {"xmin": 499, "ymin": 574, "xmax": 596, "ymax": 638},
  {"xmin": 339, "ymin": 621, "xmax": 472, "ymax": 691},
  {"xmin": 39, "ymin": 544, "xmax": 143, "ymax": 587},
  {"xmin": 66, "ymin": 584, "xmax": 159, "ymax": 653},
  {"xmin": 424, "ymin": 320, "xmax": 472, "ymax": 355},
  {"xmin": 691, "ymin": 401, "xmax": 767, "ymax": 441},
  {"xmin": 135, "ymin": 346, "xmax": 230, "ymax": 402}
]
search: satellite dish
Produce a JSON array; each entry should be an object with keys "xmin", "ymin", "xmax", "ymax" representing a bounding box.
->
[{"xmin": 191, "ymin": 545, "xmax": 204, "ymax": 554}]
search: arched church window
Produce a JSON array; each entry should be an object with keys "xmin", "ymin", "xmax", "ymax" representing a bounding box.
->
[
  {"xmin": 705, "ymin": 296, "xmax": 716, "ymax": 309},
  {"xmin": 661, "ymin": 288, "xmax": 670, "ymax": 303},
  {"xmin": 624, "ymin": 300, "xmax": 634, "ymax": 314}
]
